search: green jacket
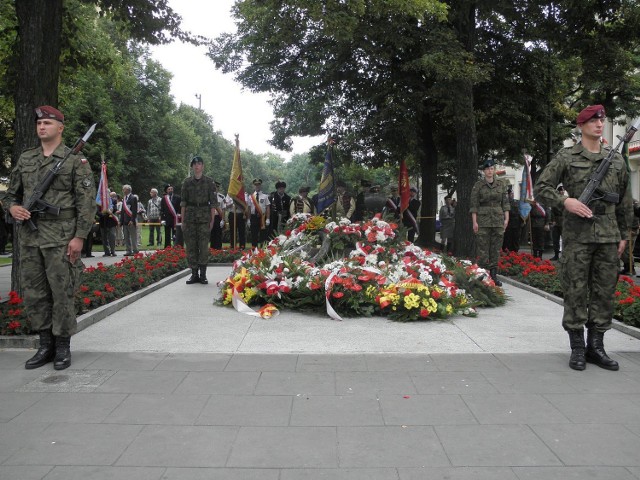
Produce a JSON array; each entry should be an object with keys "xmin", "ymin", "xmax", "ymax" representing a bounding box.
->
[
  {"xmin": 534, "ymin": 142, "xmax": 633, "ymax": 243},
  {"xmin": 180, "ymin": 174, "xmax": 218, "ymax": 223},
  {"xmin": 2, "ymin": 143, "xmax": 96, "ymax": 248},
  {"xmin": 469, "ymin": 178, "xmax": 509, "ymax": 228}
]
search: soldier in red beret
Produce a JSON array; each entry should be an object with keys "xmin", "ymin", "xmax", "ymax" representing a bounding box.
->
[{"xmin": 535, "ymin": 104, "xmax": 633, "ymax": 372}]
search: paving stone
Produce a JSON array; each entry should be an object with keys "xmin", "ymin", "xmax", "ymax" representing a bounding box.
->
[
  {"xmin": 512, "ymin": 466, "xmax": 639, "ymax": 479},
  {"xmin": 196, "ymin": 395, "xmax": 292, "ymax": 426},
  {"xmin": 378, "ymin": 394, "xmax": 477, "ymax": 426},
  {"xmin": 296, "ymin": 354, "xmax": 367, "ymax": 372},
  {"xmin": 12, "ymin": 393, "xmax": 126, "ymax": 423},
  {"xmin": 224, "ymin": 353, "xmax": 298, "ymax": 371},
  {"xmin": 0, "ymin": 422, "xmax": 49, "ymax": 464},
  {"xmin": 430, "ymin": 353, "xmax": 509, "ymax": 372},
  {"xmin": 116, "ymin": 425, "xmax": 238, "ymax": 467},
  {"xmin": 290, "ymin": 395, "xmax": 384, "ymax": 426},
  {"xmin": 337, "ymin": 426, "xmax": 449, "ymax": 467},
  {"xmin": 482, "ymin": 371, "xmax": 579, "ymax": 394},
  {"xmin": 174, "ymin": 371, "xmax": 260, "ymax": 395},
  {"xmin": 0, "ymin": 369, "xmax": 43, "ymax": 392},
  {"xmin": 0, "ymin": 350, "xmax": 32, "ymax": 369},
  {"xmin": 104, "ymin": 393, "xmax": 209, "ymax": 425},
  {"xmin": 281, "ymin": 468, "xmax": 399, "ymax": 479},
  {"xmin": 84, "ymin": 352, "xmax": 167, "ymax": 371},
  {"xmin": 4, "ymin": 423, "xmax": 142, "ymax": 466},
  {"xmin": 363, "ymin": 353, "xmax": 437, "ymax": 372},
  {"xmin": 335, "ymin": 372, "xmax": 417, "ymax": 395},
  {"xmin": 154, "ymin": 353, "xmax": 231, "ymax": 371},
  {"xmin": 227, "ymin": 426, "xmax": 337, "ymax": 468},
  {"xmin": 65, "ymin": 351, "xmax": 107, "ymax": 370},
  {"xmin": 95, "ymin": 370, "xmax": 187, "ymax": 394},
  {"xmin": 16, "ymin": 369, "xmax": 115, "ymax": 393},
  {"xmin": 543, "ymin": 393, "xmax": 640, "ymax": 424},
  {"xmin": 532, "ymin": 423, "xmax": 640, "ymax": 465},
  {"xmin": 561, "ymin": 369, "xmax": 640, "ymax": 394},
  {"xmin": 409, "ymin": 372, "xmax": 499, "ymax": 395},
  {"xmin": 0, "ymin": 466, "xmax": 53, "ymax": 479},
  {"xmin": 493, "ymin": 353, "xmax": 567, "ymax": 371},
  {"xmin": 398, "ymin": 466, "xmax": 519, "ymax": 479},
  {"xmin": 461, "ymin": 394, "xmax": 570, "ymax": 424},
  {"xmin": 162, "ymin": 468, "xmax": 279, "ymax": 479},
  {"xmin": 627, "ymin": 466, "xmax": 640, "ymax": 478},
  {"xmin": 0, "ymin": 392, "xmax": 47, "ymax": 422},
  {"xmin": 435, "ymin": 424, "xmax": 561, "ymax": 466},
  {"xmin": 41, "ymin": 466, "xmax": 165, "ymax": 480},
  {"xmin": 255, "ymin": 372, "xmax": 336, "ymax": 395}
]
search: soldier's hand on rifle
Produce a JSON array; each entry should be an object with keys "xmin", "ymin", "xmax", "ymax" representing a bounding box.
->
[
  {"xmin": 9, "ymin": 205, "xmax": 31, "ymax": 221},
  {"xmin": 563, "ymin": 198, "xmax": 593, "ymax": 219}
]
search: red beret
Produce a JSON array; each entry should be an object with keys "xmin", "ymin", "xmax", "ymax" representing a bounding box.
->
[
  {"xmin": 35, "ymin": 105, "xmax": 64, "ymax": 123},
  {"xmin": 576, "ymin": 105, "xmax": 605, "ymax": 125}
]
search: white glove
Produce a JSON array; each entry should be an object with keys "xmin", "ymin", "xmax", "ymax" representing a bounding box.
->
[
  {"xmin": 266, "ymin": 219, "xmax": 271, "ymax": 226},
  {"xmin": 220, "ymin": 220, "xmax": 225, "ymax": 228},
  {"xmin": 247, "ymin": 219, "xmax": 251, "ymax": 227},
  {"xmin": 161, "ymin": 220, "xmax": 166, "ymax": 226}
]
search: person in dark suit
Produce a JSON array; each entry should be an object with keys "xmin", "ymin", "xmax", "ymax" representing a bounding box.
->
[
  {"xmin": 160, "ymin": 183, "xmax": 182, "ymax": 248},
  {"xmin": 120, "ymin": 184, "xmax": 138, "ymax": 256},
  {"xmin": 269, "ymin": 180, "xmax": 291, "ymax": 237}
]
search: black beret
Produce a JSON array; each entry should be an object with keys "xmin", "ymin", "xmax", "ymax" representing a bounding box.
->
[
  {"xmin": 190, "ymin": 156, "xmax": 204, "ymax": 166},
  {"xmin": 482, "ymin": 158, "xmax": 496, "ymax": 169}
]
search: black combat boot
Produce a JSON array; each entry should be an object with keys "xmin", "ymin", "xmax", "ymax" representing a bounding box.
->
[
  {"xmin": 489, "ymin": 268, "xmax": 502, "ymax": 287},
  {"xmin": 53, "ymin": 336, "xmax": 71, "ymax": 370},
  {"xmin": 186, "ymin": 268, "xmax": 200, "ymax": 284},
  {"xmin": 25, "ymin": 329, "xmax": 56, "ymax": 369},
  {"xmin": 550, "ymin": 250, "xmax": 560, "ymax": 261},
  {"xmin": 586, "ymin": 329, "xmax": 619, "ymax": 371},
  {"xmin": 567, "ymin": 328, "xmax": 586, "ymax": 371},
  {"xmin": 199, "ymin": 265, "xmax": 208, "ymax": 284}
]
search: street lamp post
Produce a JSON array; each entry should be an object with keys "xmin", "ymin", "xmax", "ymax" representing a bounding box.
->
[{"xmin": 195, "ymin": 93, "xmax": 202, "ymax": 110}]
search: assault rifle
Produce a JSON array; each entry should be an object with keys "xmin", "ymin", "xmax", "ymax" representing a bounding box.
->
[
  {"xmin": 20, "ymin": 123, "xmax": 97, "ymax": 231},
  {"xmin": 578, "ymin": 118, "xmax": 640, "ymax": 207}
]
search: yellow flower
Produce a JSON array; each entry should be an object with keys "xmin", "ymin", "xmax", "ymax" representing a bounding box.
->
[
  {"xmin": 403, "ymin": 293, "xmax": 421, "ymax": 309},
  {"xmin": 446, "ymin": 304, "xmax": 453, "ymax": 314}
]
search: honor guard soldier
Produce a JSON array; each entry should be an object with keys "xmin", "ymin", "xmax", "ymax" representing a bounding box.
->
[
  {"xmin": 247, "ymin": 178, "xmax": 271, "ymax": 247},
  {"xmin": 181, "ymin": 156, "xmax": 217, "ymax": 284},
  {"xmin": 3, "ymin": 105, "xmax": 96, "ymax": 370},
  {"xmin": 535, "ymin": 105, "xmax": 634, "ymax": 371}
]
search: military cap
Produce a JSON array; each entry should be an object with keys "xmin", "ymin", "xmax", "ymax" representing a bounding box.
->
[
  {"xmin": 576, "ymin": 105, "xmax": 605, "ymax": 124},
  {"xmin": 35, "ymin": 105, "xmax": 64, "ymax": 123},
  {"xmin": 252, "ymin": 178, "xmax": 263, "ymax": 185},
  {"xmin": 299, "ymin": 185, "xmax": 310, "ymax": 193},
  {"xmin": 164, "ymin": 183, "xmax": 172, "ymax": 192},
  {"xmin": 275, "ymin": 180, "xmax": 286, "ymax": 189},
  {"xmin": 190, "ymin": 156, "xmax": 204, "ymax": 166},
  {"xmin": 481, "ymin": 158, "xmax": 496, "ymax": 169}
]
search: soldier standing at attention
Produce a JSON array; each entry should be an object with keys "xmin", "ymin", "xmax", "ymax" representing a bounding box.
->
[
  {"xmin": 181, "ymin": 156, "xmax": 217, "ymax": 285},
  {"xmin": 3, "ymin": 106, "xmax": 95, "ymax": 370},
  {"xmin": 469, "ymin": 158, "xmax": 509, "ymax": 286},
  {"xmin": 535, "ymin": 105, "xmax": 633, "ymax": 371}
]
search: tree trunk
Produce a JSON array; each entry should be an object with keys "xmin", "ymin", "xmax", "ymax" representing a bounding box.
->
[
  {"xmin": 451, "ymin": 0, "xmax": 478, "ymax": 259},
  {"xmin": 11, "ymin": 0, "xmax": 64, "ymax": 294},
  {"xmin": 416, "ymin": 110, "xmax": 438, "ymax": 248}
]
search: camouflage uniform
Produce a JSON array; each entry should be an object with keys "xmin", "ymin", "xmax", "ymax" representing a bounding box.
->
[
  {"xmin": 535, "ymin": 142, "xmax": 633, "ymax": 333},
  {"xmin": 469, "ymin": 178, "xmax": 509, "ymax": 270},
  {"xmin": 180, "ymin": 174, "xmax": 217, "ymax": 269},
  {"xmin": 2, "ymin": 143, "xmax": 96, "ymax": 337}
]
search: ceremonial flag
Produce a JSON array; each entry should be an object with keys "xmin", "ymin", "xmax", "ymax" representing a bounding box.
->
[
  {"xmin": 316, "ymin": 138, "xmax": 336, "ymax": 214},
  {"xmin": 228, "ymin": 134, "xmax": 247, "ymax": 210},
  {"xmin": 399, "ymin": 158, "xmax": 410, "ymax": 213},
  {"xmin": 96, "ymin": 160, "xmax": 110, "ymax": 212},
  {"xmin": 519, "ymin": 154, "xmax": 544, "ymax": 218}
]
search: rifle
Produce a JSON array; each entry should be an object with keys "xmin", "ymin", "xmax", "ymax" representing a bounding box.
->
[
  {"xmin": 578, "ymin": 118, "xmax": 640, "ymax": 207},
  {"xmin": 18, "ymin": 123, "xmax": 97, "ymax": 231}
]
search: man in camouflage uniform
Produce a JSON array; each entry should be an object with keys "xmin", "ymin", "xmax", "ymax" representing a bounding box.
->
[
  {"xmin": 181, "ymin": 156, "xmax": 217, "ymax": 285},
  {"xmin": 3, "ymin": 106, "xmax": 95, "ymax": 370},
  {"xmin": 535, "ymin": 105, "xmax": 633, "ymax": 371},
  {"xmin": 469, "ymin": 158, "xmax": 509, "ymax": 286}
]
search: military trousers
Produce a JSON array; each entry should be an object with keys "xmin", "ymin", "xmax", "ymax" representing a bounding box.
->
[
  {"xmin": 560, "ymin": 240, "xmax": 618, "ymax": 332},
  {"xmin": 20, "ymin": 243, "xmax": 82, "ymax": 337},
  {"xmin": 184, "ymin": 221, "xmax": 210, "ymax": 268},
  {"xmin": 475, "ymin": 227, "xmax": 504, "ymax": 270}
]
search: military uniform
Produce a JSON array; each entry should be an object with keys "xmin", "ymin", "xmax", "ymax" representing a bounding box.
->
[
  {"xmin": 503, "ymin": 196, "xmax": 524, "ymax": 252},
  {"xmin": 180, "ymin": 171, "xmax": 217, "ymax": 283},
  {"xmin": 469, "ymin": 176, "xmax": 509, "ymax": 271},
  {"xmin": 535, "ymin": 142, "xmax": 632, "ymax": 334}
]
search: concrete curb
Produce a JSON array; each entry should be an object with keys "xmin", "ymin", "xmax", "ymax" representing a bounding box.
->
[{"xmin": 499, "ymin": 275, "xmax": 640, "ymax": 341}]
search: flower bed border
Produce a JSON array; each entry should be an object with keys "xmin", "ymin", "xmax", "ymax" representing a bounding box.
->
[
  {"xmin": 0, "ymin": 267, "xmax": 194, "ymax": 349},
  {"xmin": 499, "ymin": 275, "xmax": 640, "ymax": 341}
]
